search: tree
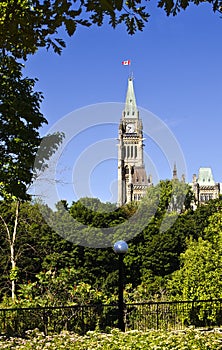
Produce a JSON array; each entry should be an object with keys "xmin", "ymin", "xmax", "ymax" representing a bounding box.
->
[
  {"xmin": 1, "ymin": 56, "xmax": 41, "ymax": 199},
  {"xmin": 166, "ymin": 206, "xmax": 222, "ymax": 323},
  {"xmin": 166, "ymin": 236, "xmax": 222, "ymax": 326},
  {"xmin": 202, "ymin": 203, "xmax": 222, "ymax": 244},
  {"xmin": 17, "ymin": 268, "xmax": 102, "ymax": 307},
  {"xmin": 122, "ymin": 179, "xmax": 192, "ymax": 290},
  {"xmin": 158, "ymin": 0, "xmax": 222, "ymax": 16},
  {"xmin": 0, "ymin": 55, "xmax": 64, "ymax": 200},
  {"xmin": 0, "ymin": 201, "xmax": 51, "ymax": 298},
  {"xmin": 0, "ymin": 55, "xmax": 63, "ymax": 302},
  {"xmin": 1, "ymin": 0, "xmax": 221, "ymax": 60},
  {"xmin": 0, "ymin": 0, "xmax": 148, "ymax": 60}
]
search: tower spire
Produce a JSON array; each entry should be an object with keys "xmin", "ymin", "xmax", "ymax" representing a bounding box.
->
[
  {"xmin": 124, "ymin": 77, "xmax": 137, "ymax": 119},
  {"xmin": 118, "ymin": 77, "xmax": 150, "ymax": 207}
]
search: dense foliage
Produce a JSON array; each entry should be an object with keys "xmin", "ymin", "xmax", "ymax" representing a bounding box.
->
[
  {"xmin": 0, "ymin": 53, "xmax": 64, "ymax": 304},
  {"xmin": 2, "ymin": 1, "xmax": 222, "ymax": 345},
  {"xmin": 1, "ymin": 0, "xmax": 222, "ymax": 60},
  {"xmin": 167, "ymin": 202, "xmax": 222, "ymax": 302},
  {"xmin": 1, "ymin": 178, "xmax": 222, "ymax": 308},
  {"xmin": 0, "ymin": 0, "xmax": 148, "ymax": 60},
  {"xmin": 0, "ymin": 56, "xmax": 63, "ymax": 200}
]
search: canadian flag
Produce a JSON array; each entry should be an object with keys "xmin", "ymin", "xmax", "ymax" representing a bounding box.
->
[{"xmin": 122, "ymin": 60, "xmax": 131, "ymax": 66}]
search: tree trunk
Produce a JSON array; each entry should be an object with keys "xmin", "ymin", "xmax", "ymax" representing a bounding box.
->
[
  {"xmin": 0, "ymin": 200, "xmax": 20, "ymax": 302},
  {"xmin": 11, "ymin": 200, "xmax": 19, "ymax": 302},
  {"xmin": 10, "ymin": 242, "xmax": 17, "ymax": 302}
]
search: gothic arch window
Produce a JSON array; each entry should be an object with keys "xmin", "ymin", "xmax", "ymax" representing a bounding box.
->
[
  {"xmin": 135, "ymin": 146, "xmax": 137, "ymax": 158},
  {"xmin": 125, "ymin": 166, "xmax": 129, "ymax": 174},
  {"xmin": 131, "ymin": 145, "xmax": 133, "ymax": 158}
]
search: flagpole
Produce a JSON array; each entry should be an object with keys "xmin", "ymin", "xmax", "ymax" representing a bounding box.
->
[
  {"xmin": 129, "ymin": 59, "xmax": 133, "ymax": 79},
  {"xmin": 122, "ymin": 59, "xmax": 133, "ymax": 79}
]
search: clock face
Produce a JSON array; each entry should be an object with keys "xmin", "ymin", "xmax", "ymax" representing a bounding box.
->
[{"xmin": 126, "ymin": 123, "xmax": 135, "ymax": 133}]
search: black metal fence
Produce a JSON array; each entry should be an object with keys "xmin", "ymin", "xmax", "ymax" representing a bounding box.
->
[
  {"xmin": 0, "ymin": 304, "xmax": 119, "ymax": 336},
  {"xmin": 125, "ymin": 299, "xmax": 222, "ymax": 331},
  {"xmin": 1, "ymin": 299, "xmax": 222, "ymax": 336}
]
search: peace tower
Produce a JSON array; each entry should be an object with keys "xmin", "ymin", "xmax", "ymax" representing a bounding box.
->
[{"xmin": 117, "ymin": 78, "xmax": 151, "ymax": 206}]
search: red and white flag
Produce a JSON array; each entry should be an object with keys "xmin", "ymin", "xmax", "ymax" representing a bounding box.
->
[{"xmin": 122, "ymin": 60, "xmax": 131, "ymax": 66}]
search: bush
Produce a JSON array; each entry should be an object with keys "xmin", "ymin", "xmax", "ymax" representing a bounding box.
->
[{"xmin": 1, "ymin": 328, "xmax": 222, "ymax": 349}]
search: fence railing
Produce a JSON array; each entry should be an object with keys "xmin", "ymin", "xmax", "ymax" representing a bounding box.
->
[
  {"xmin": 1, "ymin": 299, "xmax": 222, "ymax": 336},
  {"xmin": 125, "ymin": 299, "xmax": 222, "ymax": 331}
]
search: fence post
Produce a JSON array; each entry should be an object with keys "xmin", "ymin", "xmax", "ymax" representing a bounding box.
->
[
  {"xmin": 43, "ymin": 309, "xmax": 48, "ymax": 336},
  {"xmin": 2, "ymin": 309, "xmax": 6, "ymax": 334},
  {"xmin": 156, "ymin": 303, "xmax": 159, "ymax": 330}
]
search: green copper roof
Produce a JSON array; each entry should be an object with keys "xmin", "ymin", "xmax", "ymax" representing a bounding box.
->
[
  {"xmin": 124, "ymin": 78, "xmax": 137, "ymax": 118},
  {"xmin": 198, "ymin": 167, "xmax": 215, "ymax": 185}
]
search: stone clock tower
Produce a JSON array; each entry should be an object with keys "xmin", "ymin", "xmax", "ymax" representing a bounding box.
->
[{"xmin": 117, "ymin": 78, "xmax": 150, "ymax": 207}]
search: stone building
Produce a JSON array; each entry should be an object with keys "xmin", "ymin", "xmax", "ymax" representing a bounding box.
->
[
  {"xmin": 117, "ymin": 78, "xmax": 152, "ymax": 206},
  {"xmin": 191, "ymin": 167, "xmax": 220, "ymax": 207},
  {"xmin": 117, "ymin": 79, "xmax": 221, "ymax": 208}
]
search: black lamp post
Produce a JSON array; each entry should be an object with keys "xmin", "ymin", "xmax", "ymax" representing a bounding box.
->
[{"xmin": 113, "ymin": 240, "xmax": 128, "ymax": 332}]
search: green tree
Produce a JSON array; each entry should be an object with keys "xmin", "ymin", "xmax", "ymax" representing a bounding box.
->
[
  {"xmin": 167, "ymin": 237, "xmax": 222, "ymax": 301},
  {"xmin": 1, "ymin": 0, "xmax": 221, "ymax": 60},
  {"xmin": 203, "ymin": 204, "xmax": 222, "ymax": 244},
  {"xmin": 0, "ymin": 201, "xmax": 52, "ymax": 298},
  {"xmin": 16, "ymin": 267, "xmax": 108, "ymax": 307},
  {"xmin": 0, "ymin": 0, "xmax": 148, "ymax": 60},
  {"xmin": 0, "ymin": 56, "xmax": 63, "ymax": 302},
  {"xmin": 158, "ymin": 0, "xmax": 222, "ymax": 16},
  {"xmin": 0, "ymin": 56, "xmax": 55, "ymax": 199},
  {"xmin": 183, "ymin": 198, "xmax": 222, "ymax": 241},
  {"xmin": 124, "ymin": 179, "xmax": 192, "ymax": 288}
]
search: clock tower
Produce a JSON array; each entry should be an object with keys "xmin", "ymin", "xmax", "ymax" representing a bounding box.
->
[{"xmin": 117, "ymin": 78, "xmax": 150, "ymax": 206}]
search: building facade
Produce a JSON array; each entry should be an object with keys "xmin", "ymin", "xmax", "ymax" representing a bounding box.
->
[
  {"xmin": 117, "ymin": 79, "xmax": 221, "ymax": 208},
  {"xmin": 117, "ymin": 78, "xmax": 151, "ymax": 206},
  {"xmin": 191, "ymin": 167, "xmax": 220, "ymax": 207}
]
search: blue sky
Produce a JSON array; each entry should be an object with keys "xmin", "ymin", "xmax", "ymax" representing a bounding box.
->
[{"xmin": 26, "ymin": 3, "xmax": 222, "ymax": 205}]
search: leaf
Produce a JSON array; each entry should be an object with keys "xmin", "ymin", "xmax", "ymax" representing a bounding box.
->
[
  {"xmin": 114, "ymin": 0, "xmax": 124, "ymax": 11},
  {"xmin": 55, "ymin": 38, "xmax": 66, "ymax": 48},
  {"xmin": 64, "ymin": 18, "xmax": 77, "ymax": 36}
]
